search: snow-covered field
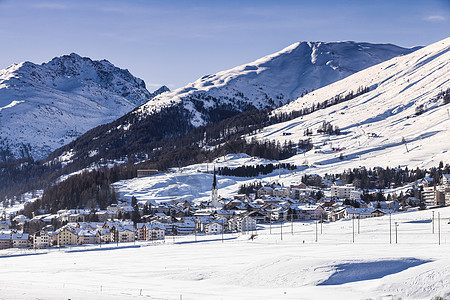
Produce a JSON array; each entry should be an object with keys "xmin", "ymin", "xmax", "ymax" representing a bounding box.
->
[
  {"xmin": 1, "ymin": 207, "xmax": 450, "ymax": 299},
  {"xmin": 113, "ymin": 153, "xmax": 282, "ymax": 204}
]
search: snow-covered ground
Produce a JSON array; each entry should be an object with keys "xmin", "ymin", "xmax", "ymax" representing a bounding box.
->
[
  {"xmin": 1, "ymin": 207, "xmax": 449, "ymax": 299},
  {"xmin": 113, "ymin": 153, "xmax": 296, "ymax": 204},
  {"xmin": 0, "ymin": 190, "xmax": 42, "ymax": 217}
]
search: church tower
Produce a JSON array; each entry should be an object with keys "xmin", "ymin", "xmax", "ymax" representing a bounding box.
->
[{"xmin": 211, "ymin": 168, "xmax": 219, "ymax": 208}]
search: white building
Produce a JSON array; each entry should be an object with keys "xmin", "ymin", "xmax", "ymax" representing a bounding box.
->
[
  {"xmin": 349, "ymin": 190, "xmax": 363, "ymax": 201},
  {"xmin": 229, "ymin": 216, "xmax": 256, "ymax": 233},
  {"xmin": 422, "ymin": 187, "xmax": 437, "ymax": 205},
  {"xmin": 204, "ymin": 222, "xmax": 223, "ymax": 234},
  {"xmin": 11, "ymin": 234, "xmax": 29, "ymax": 248},
  {"xmin": 331, "ymin": 184, "xmax": 355, "ymax": 199},
  {"xmin": 32, "ymin": 231, "xmax": 51, "ymax": 249}
]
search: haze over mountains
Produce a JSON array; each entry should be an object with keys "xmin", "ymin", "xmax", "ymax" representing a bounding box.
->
[{"xmin": 0, "ymin": 53, "xmax": 168, "ymax": 160}]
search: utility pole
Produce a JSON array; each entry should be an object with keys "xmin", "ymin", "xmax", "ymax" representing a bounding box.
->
[
  {"xmin": 221, "ymin": 219, "xmax": 224, "ymax": 243},
  {"xmin": 395, "ymin": 222, "xmax": 398, "ymax": 244},
  {"xmin": 438, "ymin": 212, "xmax": 441, "ymax": 245},
  {"xmin": 291, "ymin": 214, "xmax": 294, "ymax": 235},
  {"xmin": 172, "ymin": 224, "xmax": 175, "ymax": 244},
  {"xmin": 432, "ymin": 211, "xmax": 435, "ymax": 234},
  {"xmin": 320, "ymin": 214, "xmax": 323, "ymax": 234},
  {"xmin": 352, "ymin": 217, "xmax": 355, "ymax": 243},
  {"xmin": 389, "ymin": 213, "xmax": 392, "ymax": 244},
  {"xmin": 269, "ymin": 212, "xmax": 272, "ymax": 234},
  {"xmin": 315, "ymin": 220, "xmax": 318, "ymax": 242},
  {"xmin": 194, "ymin": 219, "xmax": 197, "ymax": 242},
  {"xmin": 358, "ymin": 214, "xmax": 360, "ymax": 234},
  {"xmin": 280, "ymin": 219, "xmax": 283, "ymax": 241}
]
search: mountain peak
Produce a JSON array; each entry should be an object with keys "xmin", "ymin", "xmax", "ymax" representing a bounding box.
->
[
  {"xmin": 140, "ymin": 40, "xmax": 420, "ymax": 128},
  {"xmin": 0, "ymin": 53, "xmax": 158, "ymax": 160}
]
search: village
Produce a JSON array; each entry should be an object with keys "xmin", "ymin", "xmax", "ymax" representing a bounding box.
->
[{"xmin": 0, "ymin": 171, "xmax": 449, "ymax": 250}]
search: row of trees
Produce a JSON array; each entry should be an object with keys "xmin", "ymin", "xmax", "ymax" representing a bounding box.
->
[
  {"xmin": 218, "ymin": 163, "xmax": 296, "ymax": 178},
  {"xmin": 268, "ymin": 86, "xmax": 370, "ymax": 124}
]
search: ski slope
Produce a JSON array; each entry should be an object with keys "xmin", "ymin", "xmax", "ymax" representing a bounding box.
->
[
  {"xmin": 250, "ymin": 37, "xmax": 450, "ymax": 174},
  {"xmin": 1, "ymin": 207, "xmax": 449, "ymax": 299}
]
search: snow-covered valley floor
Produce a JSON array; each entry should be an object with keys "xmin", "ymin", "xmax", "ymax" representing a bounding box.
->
[{"xmin": 1, "ymin": 207, "xmax": 450, "ymax": 299}]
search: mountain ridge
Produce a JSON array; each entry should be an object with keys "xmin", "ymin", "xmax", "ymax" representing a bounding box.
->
[{"xmin": 0, "ymin": 53, "xmax": 166, "ymax": 160}]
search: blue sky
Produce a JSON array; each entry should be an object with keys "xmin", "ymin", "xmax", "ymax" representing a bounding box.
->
[{"xmin": 0, "ymin": 0, "xmax": 448, "ymax": 89}]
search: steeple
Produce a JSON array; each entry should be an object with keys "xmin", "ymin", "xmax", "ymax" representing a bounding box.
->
[
  {"xmin": 211, "ymin": 168, "xmax": 219, "ymax": 208},
  {"xmin": 212, "ymin": 168, "xmax": 217, "ymax": 190}
]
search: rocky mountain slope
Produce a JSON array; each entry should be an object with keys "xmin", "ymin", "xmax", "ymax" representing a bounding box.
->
[{"xmin": 0, "ymin": 53, "xmax": 167, "ymax": 160}]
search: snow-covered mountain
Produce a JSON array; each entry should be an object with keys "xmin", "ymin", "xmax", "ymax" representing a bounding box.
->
[
  {"xmin": 138, "ymin": 41, "xmax": 420, "ymax": 126},
  {"xmin": 108, "ymin": 38, "xmax": 449, "ymax": 206},
  {"xmin": 0, "ymin": 53, "xmax": 167, "ymax": 160},
  {"xmin": 251, "ymin": 37, "xmax": 450, "ymax": 173}
]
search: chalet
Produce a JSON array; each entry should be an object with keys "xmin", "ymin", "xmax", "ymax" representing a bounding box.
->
[
  {"xmin": 76, "ymin": 222, "xmax": 101, "ymax": 230},
  {"xmin": 257, "ymin": 186, "xmax": 274, "ymax": 198},
  {"xmin": 344, "ymin": 207, "xmax": 375, "ymax": 219},
  {"xmin": 290, "ymin": 182, "xmax": 307, "ymax": 189},
  {"xmin": 11, "ymin": 233, "xmax": 29, "ymax": 248},
  {"xmin": 32, "ymin": 231, "xmax": 51, "ymax": 249},
  {"xmin": 76, "ymin": 229, "xmax": 100, "ymax": 245},
  {"xmin": 421, "ymin": 177, "xmax": 434, "ymax": 187},
  {"xmin": 294, "ymin": 205, "xmax": 324, "ymax": 220},
  {"xmin": 327, "ymin": 207, "xmax": 346, "ymax": 222},
  {"xmin": 247, "ymin": 211, "xmax": 267, "ymax": 223},
  {"xmin": 136, "ymin": 223, "xmax": 165, "ymax": 241},
  {"xmin": 371, "ymin": 209, "xmax": 386, "ymax": 218},
  {"xmin": 170, "ymin": 220, "xmax": 196, "ymax": 235},
  {"xmin": 111, "ymin": 225, "xmax": 136, "ymax": 243},
  {"xmin": 204, "ymin": 222, "xmax": 224, "ymax": 234},
  {"xmin": 54, "ymin": 226, "xmax": 78, "ymax": 246},
  {"xmin": 290, "ymin": 188, "xmax": 310, "ymax": 200},
  {"xmin": 148, "ymin": 225, "xmax": 165, "ymax": 240},
  {"xmin": 273, "ymin": 187, "xmax": 290, "ymax": 197},
  {"xmin": 0, "ymin": 233, "xmax": 11, "ymax": 249},
  {"xmin": 99, "ymin": 228, "xmax": 113, "ymax": 243},
  {"xmin": 0, "ymin": 220, "xmax": 11, "ymax": 230}
]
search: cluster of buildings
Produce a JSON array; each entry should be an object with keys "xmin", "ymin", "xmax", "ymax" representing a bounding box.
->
[
  {"xmin": 0, "ymin": 220, "xmax": 166, "ymax": 250},
  {"xmin": 2, "ymin": 171, "xmax": 449, "ymax": 251},
  {"xmin": 421, "ymin": 174, "xmax": 450, "ymax": 206}
]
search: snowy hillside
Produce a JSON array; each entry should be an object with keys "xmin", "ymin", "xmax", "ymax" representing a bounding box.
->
[
  {"xmin": 248, "ymin": 37, "xmax": 450, "ymax": 174},
  {"xmin": 109, "ymin": 38, "xmax": 449, "ymax": 206},
  {"xmin": 138, "ymin": 41, "xmax": 419, "ymax": 126},
  {"xmin": 0, "ymin": 53, "xmax": 166, "ymax": 160}
]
